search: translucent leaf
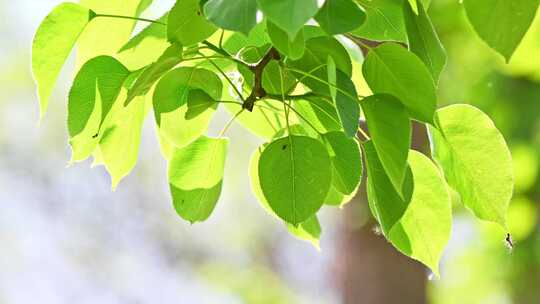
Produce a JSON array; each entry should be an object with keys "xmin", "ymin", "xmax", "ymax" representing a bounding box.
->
[
  {"xmin": 99, "ymin": 96, "xmax": 148, "ymax": 189},
  {"xmin": 362, "ymin": 94, "xmax": 411, "ymax": 195},
  {"xmin": 223, "ymin": 22, "xmax": 270, "ymax": 56},
  {"xmin": 362, "ymin": 43, "xmax": 436, "ymax": 123},
  {"xmin": 153, "ymin": 67, "xmax": 222, "ymax": 148},
  {"xmin": 389, "ymin": 150, "xmax": 452, "ymax": 276},
  {"xmin": 288, "ymin": 36, "xmax": 352, "ymax": 95},
  {"xmin": 321, "ymin": 131, "xmax": 362, "ymax": 195},
  {"xmin": 224, "ymin": 100, "xmax": 287, "ymax": 140},
  {"xmin": 125, "ymin": 42, "xmax": 183, "ymax": 105},
  {"xmin": 32, "ymin": 2, "xmax": 94, "ymax": 118},
  {"xmin": 185, "ymin": 89, "xmax": 216, "ymax": 120},
  {"xmin": 353, "ymin": 0, "xmax": 406, "ymax": 42},
  {"xmin": 118, "ymin": 13, "xmax": 170, "ymax": 69},
  {"xmin": 314, "ymin": 0, "xmax": 366, "ymax": 35},
  {"xmin": 168, "ymin": 136, "xmax": 228, "ymax": 223},
  {"xmin": 267, "ymin": 20, "xmax": 305, "ymax": 60},
  {"xmin": 68, "ymin": 56, "xmax": 130, "ymax": 139},
  {"xmin": 293, "ymin": 97, "xmax": 342, "ymax": 134},
  {"xmin": 168, "ymin": 0, "xmax": 217, "ymax": 45},
  {"xmin": 249, "ymin": 146, "xmax": 322, "ymax": 248},
  {"xmin": 429, "ymin": 104, "xmax": 514, "ymax": 227},
  {"xmin": 464, "ymin": 0, "xmax": 540, "ymax": 62},
  {"xmin": 364, "ymin": 140, "xmax": 413, "ymax": 235},
  {"xmin": 204, "ymin": 0, "xmax": 258, "ymax": 35},
  {"xmin": 403, "ymin": 1, "xmax": 446, "ymax": 83},
  {"xmin": 257, "ymin": 0, "xmax": 320, "ymax": 39},
  {"xmin": 258, "ymin": 135, "xmax": 331, "ymax": 225}
]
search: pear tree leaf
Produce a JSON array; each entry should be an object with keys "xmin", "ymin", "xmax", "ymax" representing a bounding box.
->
[
  {"xmin": 364, "ymin": 140, "xmax": 414, "ymax": 235},
  {"xmin": 362, "ymin": 43, "xmax": 436, "ymax": 123},
  {"xmin": 403, "ymin": 1, "xmax": 446, "ymax": 83},
  {"xmin": 267, "ymin": 20, "xmax": 305, "ymax": 60},
  {"xmin": 224, "ymin": 100, "xmax": 287, "ymax": 140},
  {"xmin": 125, "ymin": 42, "xmax": 183, "ymax": 105},
  {"xmin": 99, "ymin": 96, "xmax": 148, "ymax": 189},
  {"xmin": 258, "ymin": 135, "xmax": 332, "ymax": 225},
  {"xmin": 429, "ymin": 104, "xmax": 514, "ymax": 227},
  {"xmin": 32, "ymin": 2, "xmax": 95, "ymax": 118},
  {"xmin": 153, "ymin": 67, "xmax": 222, "ymax": 148},
  {"xmin": 168, "ymin": 0, "xmax": 217, "ymax": 45},
  {"xmin": 204, "ymin": 0, "xmax": 258, "ymax": 36},
  {"xmin": 185, "ymin": 89, "xmax": 217, "ymax": 119},
  {"xmin": 463, "ymin": 0, "xmax": 540, "ymax": 62},
  {"xmin": 249, "ymin": 146, "xmax": 322, "ymax": 248},
  {"xmin": 257, "ymin": 0, "xmax": 320, "ymax": 39},
  {"xmin": 314, "ymin": 0, "xmax": 366, "ymax": 35},
  {"xmin": 168, "ymin": 136, "xmax": 229, "ymax": 223},
  {"xmin": 362, "ymin": 94, "xmax": 411, "ymax": 195},
  {"xmin": 321, "ymin": 131, "xmax": 362, "ymax": 195},
  {"xmin": 293, "ymin": 96, "xmax": 342, "ymax": 134},
  {"xmin": 261, "ymin": 61, "xmax": 298, "ymax": 95},
  {"xmin": 389, "ymin": 150, "xmax": 452, "ymax": 276},
  {"xmin": 333, "ymin": 70, "xmax": 360, "ymax": 137},
  {"xmin": 68, "ymin": 56, "xmax": 130, "ymax": 139},
  {"xmin": 353, "ymin": 0, "xmax": 406, "ymax": 42}
]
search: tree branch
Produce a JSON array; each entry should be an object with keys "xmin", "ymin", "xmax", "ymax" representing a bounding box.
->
[{"xmin": 242, "ymin": 47, "xmax": 281, "ymax": 111}]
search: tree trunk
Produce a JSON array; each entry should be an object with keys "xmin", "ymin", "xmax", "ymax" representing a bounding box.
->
[{"xmin": 336, "ymin": 123, "xmax": 429, "ymax": 304}]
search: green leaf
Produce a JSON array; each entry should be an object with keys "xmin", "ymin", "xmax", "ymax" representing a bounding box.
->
[
  {"xmin": 321, "ymin": 131, "xmax": 362, "ymax": 195},
  {"xmin": 224, "ymin": 100, "xmax": 287, "ymax": 140},
  {"xmin": 32, "ymin": 2, "xmax": 94, "ymax": 118},
  {"xmin": 362, "ymin": 43, "xmax": 436, "ymax": 123},
  {"xmin": 118, "ymin": 13, "xmax": 170, "ymax": 69},
  {"xmin": 364, "ymin": 140, "xmax": 413, "ymax": 235},
  {"xmin": 168, "ymin": 0, "xmax": 217, "ymax": 45},
  {"xmin": 429, "ymin": 104, "xmax": 514, "ymax": 227},
  {"xmin": 267, "ymin": 21, "xmax": 305, "ymax": 60},
  {"xmin": 68, "ymin": 56, "xmax": 130, "ymax": 138},
  {"xmin": 258, "ymin": 135, "xmax": 331, "ymax": 225},
  {"xmin": 293, "ymin": 97, "xmax": 342, "ymax": 134},
  {"xmin": 403, "ymin": 1, "xmax": 446, "ymax": 83},
  {"xmin": 125, "ymin": 42, "xmax": 183, "ymax": 105},
  {"xmin": 261, "ymin": 61, "xmax": 297, "ymax": 95},
  {"xmin": 334, "ymin": 71, "xmax": 360, "ymax": 137},
  {"xmin": 249, "ymin": 146, "xmax": 322, "ymax": 248},
  {"xmin": 314, "ymin": 0, "xmax": 366, "ymax": 35},
  {"xmin": 288, "ymin": 36, "xmax": 352, "ymax": 95},
  {"xmin": 353, "ymin": 0, "xmax": 406, "ymax": 42},
  {"xmin": 99, "ymin": 96, "xmax": 148, "ymax": 189},
  {"xmin": 324, "ymin": 185, "xmax": 356, "ymax": 207},
  {"xmin": 361, "ymin": 94, "xmax": 411, "ymax": 195},
  {"xmin": 463, "ymin": 0, "xmax": 540, "ymax": 62},
  {"xmin": 389, "ymin": 150, "xmax": 452, "ymax": 276},
  {"xmin": 153, "ymin": 67, "xmax": 222, "ymax": 147},
  {"xmin": 168, "ymin": 136, "xmax": 228, "ymax": 223},
  {"xmin": 257, "ymin": 0, "xmax": 320, "ymax": 39},
  {"xmin": 223, "ymin": 21, "xmax": 270, "ymax": 55},
  {"xmin": 286, "ymin": 216, "xmax": 322, "ymax": 249},
  {"xmin": 204, "ymin": 0, "xmax": 258, "ymax": 35},
  {"xmin": 185, "ymin": 89, "xmax": 217, "ymax": 119}
]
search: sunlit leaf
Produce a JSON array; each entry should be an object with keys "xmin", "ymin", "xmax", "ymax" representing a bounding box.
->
[
  {"xmin": 168, "ymin": 136, "xmax": 228, "ymax": 223},
  {"xmin": 362, "ymin": 43, "xmax": 436, "ymax": 123},
  {"xmin": 204, "ymin": 0, "xmax": 258, "ymax": 35},
  {"xmin": 267, "ymin": 20, "xmax": 305, "ymax": 60},
  {"xmin": 354, "ymin": 0, "xmax": 406, "ymax": 42},
  {"xmin": 429, "ymin": 104, "xmax": 514, "ymax": 227},
  {"xmin": 257, "ymin": 0, "xmax": 320, "ymax": 39},
  {"xmin": 314, "ymin": 0, "xmax": 366, "ymax": 35},
  {"xmin": 168, "ymin": 0, "xmax": 217, "ymax": 45},
  {"xmin": 32, "ymin": 2, "xmax": 94, "ymax": 118},
  {"xmin": 321, "ymin": 131, "xmax": 362, "ymax": 195}
]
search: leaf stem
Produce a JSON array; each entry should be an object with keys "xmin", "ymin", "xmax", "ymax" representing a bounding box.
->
[
  {"xmin": 94, "ymin": 14, "xmax": 166, "ymax": 25},
  {"xmin": 357, "ymin": 126, "xmax": 370, "ymax": 141},
  {"xmin": 219, "ymin": 109, "xmax": 244, "ymax": 137}
]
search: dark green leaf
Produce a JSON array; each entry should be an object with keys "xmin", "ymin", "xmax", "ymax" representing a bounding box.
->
[
  {"xmin": 403, "ymin": 1, "xmax": 446, "ymax": 83},
  {"xmin": 257, "ymin": 0, "xmax": 320, "ymax": 39},
  {"xmin": 204, "ymin": 0, "xmax": 258, "ymax": 35},
  {"xmin": 321, "ymin": 131, "xmax": 362, "ymax": 195},
  {"xmin": 315, "ymin": 0, "xmax": 366, "ymax": 35},
  {"xmin": 362, "ymin": 94, "xmax": 411, "ymax": 195},
  {"xmin": 353, "ymin": 0, "xmax": 406, "ymax": 42},
  {"xmin": 334, "ymin": 70, "xmax": 360, "ymax": 137},
  {"xmin": 267, "ymin": 20, "xmax": 305, "ymax": 60},
  {"xmin": 258, "ymin": 135, "xmax": 331, "ymax": 225}
]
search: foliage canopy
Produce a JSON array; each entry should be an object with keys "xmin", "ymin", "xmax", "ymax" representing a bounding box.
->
[{"xmin": 32, "ymin": 0, "xmax": 534, "ymax": 274}]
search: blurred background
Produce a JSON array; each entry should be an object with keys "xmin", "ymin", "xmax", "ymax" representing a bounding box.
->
[{"xmin": 0, "ymin": 0, "xmax": 539, "ymax": 303}]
